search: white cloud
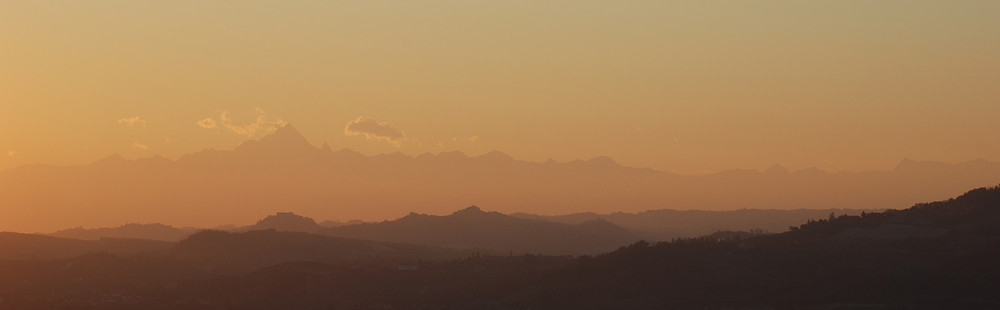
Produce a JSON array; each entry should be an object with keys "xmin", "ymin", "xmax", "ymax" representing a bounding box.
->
[
  {"xmin": 118, "ymin": 116, "xmax": 146, "ymax": 127},
  {"xmin": 197, "ymin": 118, "xmax": 217, "ymax": 129},
  {"xmin": 198, "ymin": 108, "xmax": 286, "ymax": 137},
  {"xmin": 344, "ymin": 116, "xmax": 405, "ymax": 146},
  {"xmin": 132, "ymin": 142, "xmax": 149, "ymax": 150}
]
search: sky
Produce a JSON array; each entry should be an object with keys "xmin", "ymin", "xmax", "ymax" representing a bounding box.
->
[{"xmin": 2, "ymin": 1, "xmax": 999, "ymax": 174}]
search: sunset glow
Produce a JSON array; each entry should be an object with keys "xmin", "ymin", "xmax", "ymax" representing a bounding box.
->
[{"xmin": 2, "ymin": 1, "xmax": 998, "ymax": 175}]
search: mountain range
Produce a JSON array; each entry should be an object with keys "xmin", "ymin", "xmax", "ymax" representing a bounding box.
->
[
  {"xmin": 4, "ymin": 185, "xmax": 998, "ymax": 309},
  {"xmin": 46, "ymin": 206, "xmax": 877, "ymax": 253},
  {"xmin": 3, "ymin": 125, "xmax": 1000, "ymax": 232}
]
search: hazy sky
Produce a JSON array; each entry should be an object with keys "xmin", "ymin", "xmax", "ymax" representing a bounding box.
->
[{"xmin": 2, "ymin": 1, "xmax": 998, "ymax": 173}]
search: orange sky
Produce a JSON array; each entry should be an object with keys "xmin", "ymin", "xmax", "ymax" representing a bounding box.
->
[{"xmin": 2, "ymin": 1, "xmax": 999, "ymax": 174}]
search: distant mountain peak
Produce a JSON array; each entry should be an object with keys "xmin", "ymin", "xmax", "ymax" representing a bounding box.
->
[
  {"xmin": 261, "ymin": 124, "xmax": 310, "ymax": 145},
  {"xmin": 246, "ymin": 212, "xmax": 322, "ymax": 233},
  {"xmin": 452, "ymin": 205, "xmax": 485, "ymax": 215},
  {"xmin": 765, "ymin": 164, "xmax": 789, "ymax": 175},
  {"xmin": 256, "ymin": 212, "xmax": 316, "ymax": 224},
  {"xmin": 235, "ymin": 124, "xmax": 317, "ymax": 153},
  {"xmin": 586, "ymin": 156, "xmax": 621, "ymax": 168},
  {"xmin": 376, "ymin": 151, "xmax": 410, "ymax": 160},
  {"xmin": 894, "ymin": 158, "xmax": 950, "ymax": 171},
  {"xmin": 437, "ymin": 150, "xmax": 469, "ymax": 160},
  {"xmin": 477, "ymin": 150, "xmax": 514, "ymax": 162},
  {"xmin": 274, "ymin": 123, "xmax": 300, "ymax": 135},
  {"xmin": 90, "ymin": 153, "xmax": 128, "ymax": 166},
  {"xmin": 335, "ymin": 148, "xmax": 363, "ymax": 156}
]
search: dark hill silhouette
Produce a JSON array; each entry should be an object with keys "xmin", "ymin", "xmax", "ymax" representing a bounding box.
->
[
  {"xmin": 2, "ymin": 186, "xmax": 999, "ymax": 309},
  {"xmin": 0, "ymin": 232, "xmax": 173, "ymax": 260},
  {"xmin": 4, "ymin": 124, "xmax": 1000, "ymax": 232},
  {"xmin": 108, "ymin": 186, "xmax": 1000, "ymax": 309},
  {"xmin": 500, "ymin": 185, "xmax": 1000, "ymax": 309},
  {"xmin": 512, "ymin": 208, "xmax": 877, "ymax": 240},
  {"xmin": 239, "ymin": 212, "xmax": 324, "ymax": 233},
  {"xmin": 323, "ymin": 206, "xmax": 641, "ymax": 255},
  {"xmin": 50, "ymin": 223, "xmax": 196, "ymax": 242},
  {"xmin": 172, "ymin": 229, "xmax": 469, "ymax": 273}
]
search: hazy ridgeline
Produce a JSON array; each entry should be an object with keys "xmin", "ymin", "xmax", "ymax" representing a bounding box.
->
[
  {"xmin": 1, "ymin": 186, "xmax": 998, "ymax": 309},
  {"xmin": 2, "ymin": 126, "xmax": 998, "ymax": 233},
  {"xmin": 47, "ymin": 206, "xmax": 871, "ymax": 254}
]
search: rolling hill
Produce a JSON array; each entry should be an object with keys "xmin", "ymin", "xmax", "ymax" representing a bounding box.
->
[{"xmin": 324, "ymin": 206, "xmax": 641, "ymax": 255}]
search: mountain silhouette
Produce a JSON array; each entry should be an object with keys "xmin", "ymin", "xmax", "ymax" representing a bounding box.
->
[
  {"xmin": 496, "ymin": 186, "xmax": 1000, "ymax": 309},
  {"xmin": 512, "ymin": 208, "xmax": 877, "ymax": 240},
  {"xmin": 323, "ymin": 206, "xmax": 641, "ymax": 255},
  {"xmin": 240, "ymin": 212, "xmax": 324, "ymax": 233},
  {"xmin": 3, "ymin": 125, "xmax": 1000, "ymax": 232},
  {"xmin": 3, "ymin": 186, "xmax": 1000, "ymax": 309},
  {"xmin": 50, "ymin": 223, "xmax": 196, "ymax": 242},
  {"xmin": 0, "ymin": 232, "xmax": 173, "ymax": 260}
]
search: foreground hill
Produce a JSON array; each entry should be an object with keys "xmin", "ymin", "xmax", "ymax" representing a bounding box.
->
[
  {"xmin": 159, "ymin": 185, "xmax": 1000, "ymax": 309},
  {"xmin": 172, "ymin": 229, "xmax": 471, "ymax": 273},
  {"xmin": 1, "ymin": 186, "xmax": 998, "ymax": 309},
  {"xmin": 0, "ymin": 233, "xmax": 173, "ymax": 260},
  {"xmin": 507, "ymin": 185, "xmax": 1000, "ymax": 309},
  {"xmin": 132, "ymin": 186, "xmax": 1000, "ymax": 309},
  {"xmin": 513, "ymin": 208, "xmax": 875, "ymax": 240},
  {"xmin": 3, "ymin": 125, "xmax": 1000, "ymax": 232},
  {"xmin": 323, "ymin": 206, "xmax": 641, "ymax": 255}
]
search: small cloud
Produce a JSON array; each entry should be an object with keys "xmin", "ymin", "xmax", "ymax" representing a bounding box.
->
[
  {"xmin": 132, "ymin": 142, "xmax": 149, "ymax": 150},
  {"xmin": 164, "ymin": 137, "xmax": 172, "ymax": 143},
  {"xmin": 118, "ymin": 116, "xmax": 146, "ymax": 127},
  {"xmin": 344, "ymin": 116, "xmax": 405, "ymax": 146},
  {"xmin": 627, "ymin": 126, "xmax": 646, "ymax": 133},
  {"xmin": 197, "ymin": 118, "xmax": 217, "ymax": 129},
  {"xmin": 673, "ymin": 137, "xmax": 680, "ymax": 143},
  {"xmin": 198, "ymin": 108, "xmax": 286, "ymax": 137},
  {"xmin": 452, "ymin": 136, "xmax": 480, "ymax": 143},
  {"xmin": 7, "ymin": 150, "xmax": 14, "ymax": 157}
]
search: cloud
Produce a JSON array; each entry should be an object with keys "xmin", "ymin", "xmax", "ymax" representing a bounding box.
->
[
  {"xmin": 198, "ymin": 108, "xmax": 286, "ymax": 137},
  {"xmin": 197, "ymin": 118, "xmax": 217, "ymax": 128},
  {"xmin": 7, "ymin": 150, "xmax": 14, "ymax": 157},
  {"xmin": 118, "ymin": 116, "xmax": 146, "ymax": 127},
  {"xmin": 344, "ymin": 116, "xmax": 405, "ymax": 145},
  {"xmin": 132, "ymin": 142, "xmax": 149, "ymax": 150}
]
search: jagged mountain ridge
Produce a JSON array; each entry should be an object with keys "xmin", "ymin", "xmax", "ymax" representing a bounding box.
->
[{"xmin": 3, "ymin": 125, "xmax": 1000, "ymax": 232}]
